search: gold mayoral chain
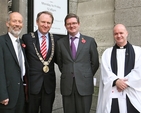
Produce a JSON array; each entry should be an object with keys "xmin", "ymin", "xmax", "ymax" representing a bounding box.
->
[{"xmin": 32, "ymin": 33, "xmax": 55, "ymax": 73}]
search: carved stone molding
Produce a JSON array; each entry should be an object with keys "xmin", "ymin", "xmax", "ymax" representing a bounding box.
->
[{"xmin": 8, "ymin": 0, "xmax": 12, "ymax": 13}]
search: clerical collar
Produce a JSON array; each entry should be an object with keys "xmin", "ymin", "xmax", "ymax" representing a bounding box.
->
[{"xmin": 115, "ymin": 44, "xmax": 127, "ymax": 49}]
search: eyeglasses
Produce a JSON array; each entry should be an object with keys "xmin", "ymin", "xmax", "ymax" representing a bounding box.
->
[{"xmin": 66, "ymin": 22, "xmax": 78, "ymax": 26}]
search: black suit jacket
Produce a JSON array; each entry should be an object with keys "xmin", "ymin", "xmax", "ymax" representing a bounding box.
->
[
  {"xmin": 56, "ymin": 34, "xmax": 99, "ymax": 96},
  {"xmin": 0, "ymin": 33, "xmax": 28, "ymax": 109},
  {"xmin": 22, "ymin": 31, "xmax": 59, "ymax": 94}
]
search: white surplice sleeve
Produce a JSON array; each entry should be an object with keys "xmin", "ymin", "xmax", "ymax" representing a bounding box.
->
[
  {"xmin": 124, "ymin": 45, "xmax": 141, "ymax": 112},
  {"xmin": 96, "ymin": 47, "xmax": 118, "ymax": 113}
]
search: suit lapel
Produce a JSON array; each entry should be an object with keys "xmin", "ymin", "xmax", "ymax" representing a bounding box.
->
[
  {"xmin": 63, "ymin": 36, "xmax": 72, "ymax": 58},
  {"xmin": 75, "ymin": 35, "xmax": 85, "ymax": 59},
  {"xmin": 31, "ymin": 31, "xmax": 42, "ymax": 57},
  {"xmin": 45, "ymin": 33, "xmax": 52, "ymax": 60},
  {"xmin": 20, "ymin": 39, "xmax": 29, "ymax": 69},
  {"xmin": 20, "ymin": 39, "xmax": 26, "ymax": 58},
  {"xmin": 5, "ymin": 34, "xmax": 19, "ymax": 64},
  {"xmin": 63, "ymin": 35, "xmax": 85, "ymax": 60},
  {"xmin": 34, "ymin": 31, "xmax": 41, "ymax": 53}
]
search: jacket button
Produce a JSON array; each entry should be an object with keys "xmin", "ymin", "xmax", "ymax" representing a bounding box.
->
[{"xmin": 18, "ymin": 83, "xmax": 20, "ymax": 85}]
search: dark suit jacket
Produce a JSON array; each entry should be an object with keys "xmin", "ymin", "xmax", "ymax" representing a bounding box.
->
[
  {"xmin": 0, "ymin": 33, "xmax": 28, "ymax": 109},
  {"xmin": 56, "ymin": 34, "xmax": 99, "ymax": 96},
  {"xmin": 22, "ymin": 31, "xmax": 59, "ymax": 94}
]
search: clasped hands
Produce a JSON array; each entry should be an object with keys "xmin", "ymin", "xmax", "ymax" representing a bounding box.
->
[{"xmin": 115, "ymin": 78, "xmax": 128, "ymax": 92}]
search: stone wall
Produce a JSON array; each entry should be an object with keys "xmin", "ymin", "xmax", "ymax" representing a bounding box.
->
[
  {"xmin": 0, "ymin": 0, "xmax": 8, "ymax": 35},
  {"xmin": 77, "ymin": 0, "xmax": 115, "ymax": 85},
  {"xmin": 69, "ymin": 0, "xmax": 78, "ymax": 14},
  {"xmin": 115, "ymin": 0, "xmax": 141, "ymax": 46},
  {"xmin": 76, "ymin": 0, "xmax": 115, "ymax": 112}
]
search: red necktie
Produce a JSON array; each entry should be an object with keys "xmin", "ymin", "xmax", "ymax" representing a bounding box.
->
[{"xmin": 41, "ymin": 35, "xmax": 47, "ymax": 59}]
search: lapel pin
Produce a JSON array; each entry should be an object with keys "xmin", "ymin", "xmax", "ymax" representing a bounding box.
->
[
  {"xmin": 81, "ymin": 38, "xmax": 86, "ymax": 43},
  {"xmin": 22, "ymin": 43, "xmax": 26, "ymax": 48}
]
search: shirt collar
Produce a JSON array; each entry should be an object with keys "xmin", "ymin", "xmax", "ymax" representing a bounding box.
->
[
  {"xmin": 37, "ymin": 30, "xmax": 48, "ymax": 39},
  {"xmin": 69, "ymin": 32, "xmax": 80, "ymax": 39},
  {"xmin": 8, "ymin": 32, "xmax": 19, "ymax": 42}
]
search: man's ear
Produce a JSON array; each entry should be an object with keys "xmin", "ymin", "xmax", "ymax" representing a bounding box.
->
[{"xmin": 6, "ymin": 22, "xmax": 9, "ymax": 28}]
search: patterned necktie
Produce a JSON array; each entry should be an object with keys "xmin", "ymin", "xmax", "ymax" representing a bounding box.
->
[
  {"xmin": 16, "ymin": 39, "xmax": 24, "ymax": 80},
  {"xmin": 41, "ymin": 35, "xmax": 47, "ymax": 59},
  {"xmin": 71, "ymin": 37, "xmax": 76, "ymax": 59}
]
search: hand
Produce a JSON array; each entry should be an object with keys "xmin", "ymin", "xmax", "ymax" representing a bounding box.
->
[
  {"xmin": 115, "ymin": 78, "xmax": 128, "ymax": 91},
  {"xmin": 0, "ymin": 99, "xmax": 9, "ymax": 105},
  {"xmin": 117, "ymin": 87, "xmax": 122, "ymax": 92}
]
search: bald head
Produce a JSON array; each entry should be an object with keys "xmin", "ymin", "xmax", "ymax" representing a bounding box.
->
[
  {"xmin": 113, "ymin": 24, "xmax": 127, "ymax": 32},
  {"xmin": 7, "ymin": 12, "xmax": 23, "ymax": 22},
  {"xmin": 113, "ymin": 24, "xmax": 128, "ymax": 47}
]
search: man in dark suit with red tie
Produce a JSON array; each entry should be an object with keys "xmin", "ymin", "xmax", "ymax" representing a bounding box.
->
[
  {"xmin": 0, "ymin": 12, "xmax": 28, "ymax": 113},
  {"xmin": 56, "ymin": 13, "xmax": 99, "ymax": 113},
  {"xmin": 22, "ymin": 11, "xmax": 59, "ymax": 113}
]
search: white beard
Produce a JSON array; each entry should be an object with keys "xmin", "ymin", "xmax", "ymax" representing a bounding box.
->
[{"xmin": 9, "ymin": 27, "xmax": 22, "ymax": 37}]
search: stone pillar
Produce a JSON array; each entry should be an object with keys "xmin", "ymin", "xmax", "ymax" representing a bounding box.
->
[{"xmin": 0, "ymin": 0, "xmax": 8, "ymax": 35}]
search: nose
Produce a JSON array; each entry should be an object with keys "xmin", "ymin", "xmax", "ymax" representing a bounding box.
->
[
  {"xmin": 44, "ymin": 22, "xmax": 51, "ymax": 27},
  {"xmin": 117, "ymin": 34, "xmax": 121, "ymax": 37},
  {"xmin": 44, "ymin": 23, "xmax": 48, "ymax": 27}
]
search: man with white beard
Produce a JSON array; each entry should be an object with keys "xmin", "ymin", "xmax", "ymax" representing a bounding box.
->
[
  {"xmin": 0, "ymin": 12, "xmax": 28, "ymax": 113},
  {"xmin": 96, "ymin": 24, "xmax": 141, "ymax": 113}
]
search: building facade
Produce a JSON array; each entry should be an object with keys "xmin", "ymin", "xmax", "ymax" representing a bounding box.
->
[{"xmin": 0, "ymin": 0, "xmax": 141, "ymax": 112}]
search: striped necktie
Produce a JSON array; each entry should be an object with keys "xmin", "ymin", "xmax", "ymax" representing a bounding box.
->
[{"xmin": 41, "ymin": 35, "xmax": 47, "ymax": 59}]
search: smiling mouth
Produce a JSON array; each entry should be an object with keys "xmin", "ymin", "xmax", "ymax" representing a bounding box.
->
[{"xmin": 14, "ymin": 28, "xmax": 21, "ymax": 30}]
